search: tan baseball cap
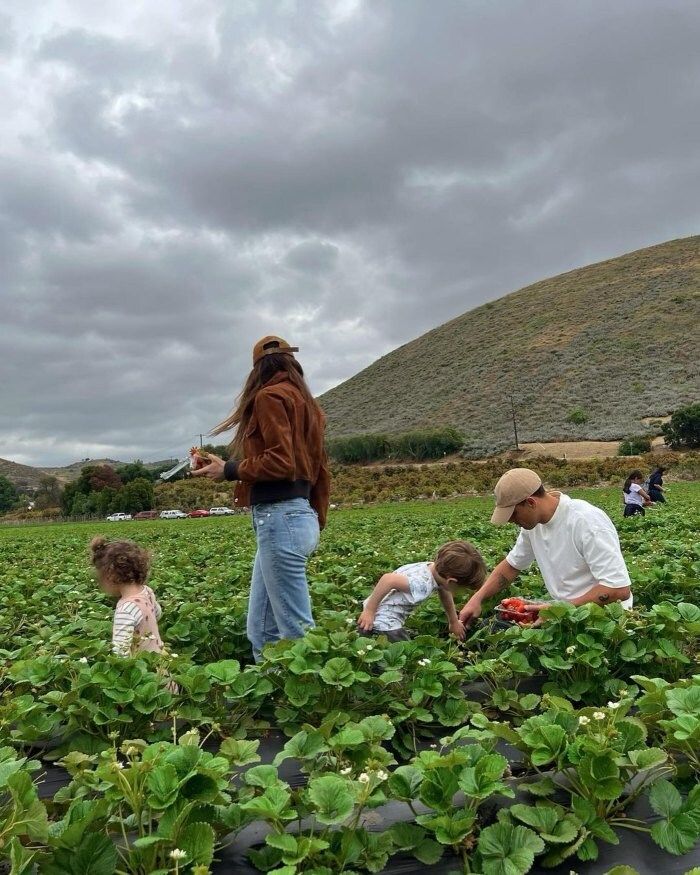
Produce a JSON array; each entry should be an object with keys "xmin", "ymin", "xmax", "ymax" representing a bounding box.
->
[
  {"xmin": 491, "ymin": 468, "xmax": 543, "ymax": 525},
  {"xmin": 253, "ymin": 336, "xmax": 299, "ymax": 365}
]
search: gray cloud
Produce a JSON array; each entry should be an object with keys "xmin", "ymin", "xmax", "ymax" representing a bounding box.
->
[{"xmin": 1, "ymin": 0, "xmax": 699, "ymax": 466}]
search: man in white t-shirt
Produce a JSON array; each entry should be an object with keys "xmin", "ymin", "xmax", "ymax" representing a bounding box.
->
[{"xmin": 459, "ymin": 468, "xmax": 632, "ymax": 627}]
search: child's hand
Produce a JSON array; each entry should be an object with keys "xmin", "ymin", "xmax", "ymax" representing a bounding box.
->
[
  {"xmin": 357, "ymin": 609, "xmax": 375, "ymax": 632},
  {"xmin": 449, "ymin": 618, "xmax": 466, "ymax": 641}
]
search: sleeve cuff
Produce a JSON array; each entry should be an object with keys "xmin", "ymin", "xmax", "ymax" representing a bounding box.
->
[{"xmin": 223, "ymin": 459, "xmax": 239, "ymax": 481}]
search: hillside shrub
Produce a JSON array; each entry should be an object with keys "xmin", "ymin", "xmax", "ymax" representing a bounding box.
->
[
  {"xmin": 618, "ymin": 436, "xmax": 653, "ymax": 456},
  {"xmin": 662, "ymin": 403, "xmax": 700, "ymax": 449},
  {"xmin": 327, "ymin": 428, "xmax": 463, "ymax": 464},
  {"xmin": 566, "ymin": 407, "xmax": 588, "ymax": 425}
]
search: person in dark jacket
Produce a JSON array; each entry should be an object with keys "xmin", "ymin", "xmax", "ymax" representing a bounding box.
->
[
  {"xmin": 194, "ymin": 336, "xmax": 330, "ymax": 661},
  {"xmin": 648, "ymin": 466, "xmax": 666, "ymax": 503}
]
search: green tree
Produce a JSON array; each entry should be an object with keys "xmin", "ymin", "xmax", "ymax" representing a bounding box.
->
[
  {"xmin": 662, "ymin": 403, "xmax": 700, "ymax": 449},
  {"xmin": 0, "ymin": 475, "xmax": 19, "ymax": 513},
  {"xmin": 96, "ymin": 487, "xmax": 119, "ymax": 516},
  {"xmin": 116, "ymin": 461, "xmax": 153, "ymax": 484},
  {"xmin": 120, "ymin": 478, "xmax": 154, "ymax": 513},
  {"xmin": 34, "ymin": 476, "xmax": 63, "ymax": 510}
]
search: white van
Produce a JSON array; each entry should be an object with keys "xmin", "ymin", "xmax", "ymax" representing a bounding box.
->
[
  {"xmin": 159, "ymin": 509, "xmax": 187, "ymax": 519},
  {"xmin": 106, "ymin": 512, "xmax": 132, "ymax": 522},
  {"xmin": 209, "ymin": 506, "xmax": 234, "ymax": 516}
]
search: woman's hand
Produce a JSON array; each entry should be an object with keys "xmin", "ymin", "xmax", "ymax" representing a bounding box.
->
[
  {"xmin": 357, "ymin": 608, "xmax": 376, "ymax": 632},
  {"xmin": 191, "ymin": 453, "xmax": 226, "ymax": 482}
]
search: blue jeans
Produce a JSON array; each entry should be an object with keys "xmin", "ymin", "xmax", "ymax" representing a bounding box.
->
[{"xmin": 247, "ymin": 498, "xmax": 320, "ymax": 662}]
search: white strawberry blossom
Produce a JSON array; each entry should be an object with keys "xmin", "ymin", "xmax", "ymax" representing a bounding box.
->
[
  {"xmin": 376, "ymin": 770, "xmax": 389, "ymax": 782},
  {"xmin": 565, "ymin": 646, "xmax": 576, "ymax": 655},
  {"xmin": 417, "ymin": 658, "xmax": 431, "ymax": 667},
  {"xmin": 170, "ymin": 849, "xmax": 187, "ymax": 860},
  {"xmin": 358, "ymin": 772, "xmax": 370, "ymax": 784},
  {"xmin": 593, "ymin": 711, "xmax": 606, "ymax": 720},
  {"xmin": 340, "ymin": 767, "xmax": 352, "ymax": 775},
  {"xmin": 578, "ymin": 715, "xmax": 590, "ymax": 725},
  {"xmin": 607, "ymin": 701, "xmax": 621, "ymax": 709}
]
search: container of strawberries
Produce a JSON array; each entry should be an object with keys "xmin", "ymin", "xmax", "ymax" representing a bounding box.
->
[
  {"xmin": 189, "ymin": 447, "xmax": 210, "ymax": 471},
  {"xmin": 495, "ymin": 597, "xmax": 547, "ymax": 626}
]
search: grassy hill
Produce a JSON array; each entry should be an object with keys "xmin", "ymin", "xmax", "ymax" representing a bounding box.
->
[
  {"xmin": 320, "ymin": 236, "xmax": 700, "ymax": 453},
  {"xmin": 1, "ymin": 457, "xmax": 178, "ymax": 489}
]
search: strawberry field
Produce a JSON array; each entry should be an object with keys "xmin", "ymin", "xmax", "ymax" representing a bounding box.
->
[{"xmin": 0, "ymin": 485, "xmax": 698, "ymax": 874}]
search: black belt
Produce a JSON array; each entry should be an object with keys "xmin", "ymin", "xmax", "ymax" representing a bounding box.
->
[{"xmin": 250, "ymin": 479, "xmax": 311, "ymax": 505}]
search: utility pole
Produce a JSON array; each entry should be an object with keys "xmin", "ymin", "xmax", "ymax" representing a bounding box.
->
[{"xmin": 509, "ymin": 394, "xmax": 519, "ymax": 451}]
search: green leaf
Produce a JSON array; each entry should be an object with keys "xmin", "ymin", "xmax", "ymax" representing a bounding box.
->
[
  {"xmin": 650, "ymin": 813, "xmax": 699, "ymax": 856},
  {"xmin": 146, "ymin": 763, "xmax": 180, "ymax": 809},
  {"xmin": 205, "ymin": 659, "xmax": 241, "ymax": 684},
  {"xmin": 419, "ymin": 769, "xmax": 459, "ymax": 811},
  {"xmin": 649, "ymin": 779, "xmax": 683, "ymax": 818},
  {"xmin": 73, "ymin": 834, "xmax": 118, "ymax": 875},
  {"xmin": 219, "ymin": 738, "xmax": 261, "ymax": 766},
  {"xmin": 179, "ymin": 821, "xmax": 216, "ymax": 866},
  {"xmin": 307, "ymin": 774, "xmax": 355, "ymax": 825},
  {"xmin": 603, "ymin": 867, "xmax": 641, "ymax": 874},
  {"xmin": 520, "ymin": 777, "xmax": 556, "ymax": 797},
  {"xmin": 245, "ymin": 765, "xmax": 281, "ymax": 789},
  {"xmin": 273, "ymin": 730, "xmax": 327, "ymax": 765},
  {"xmin": 387, "ymin": 765, "xmax": 422, "ymax": 801},
  {"xmin": 417, "ymin": 811, "xmax": 476, "ymax": 845},
  {"xmin": 627, "ymin": 748, "xmax": 667, "ymax": 770},
  {"xmin": 319, "ymin": 658, "xmax": 356, "ymax": 687},
  {"xmin": 478, "ymin": 822, "xmax": 545, "ymax": 875}
]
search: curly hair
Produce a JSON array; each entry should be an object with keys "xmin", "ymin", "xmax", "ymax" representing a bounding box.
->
[
  {"xmin": 90, "ymin": 536, "xmax": 151, "ymax": 586},
  {"xmin": 434, "ymin": 540, "xmax": 486, "ymax": 589}
]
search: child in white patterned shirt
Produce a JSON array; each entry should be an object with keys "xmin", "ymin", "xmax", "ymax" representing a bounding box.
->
[
  {"xmin": 90, "ymin": 536, "xmax": 167, "ymax": 657},
  {"xmin": 356, "ymin": 540, "xmax": 486, "ymax": 642}
]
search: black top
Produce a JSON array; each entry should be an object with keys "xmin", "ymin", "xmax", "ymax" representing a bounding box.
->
[{"xmin": 649, "ymin": 470, "xmax": 663, "ymax": 488}]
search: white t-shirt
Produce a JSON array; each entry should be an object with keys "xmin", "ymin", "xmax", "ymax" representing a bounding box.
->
[
  {"xmin": 367, "ymin": 562, "xmax": 437, "ymax": 631},
  {"xmin": 506, "ymin": 493, "xmax": 633, "ymax": 609},
  {"xmin": 624, "ymin": 483, "xmax": 644, "ymax": 506}
]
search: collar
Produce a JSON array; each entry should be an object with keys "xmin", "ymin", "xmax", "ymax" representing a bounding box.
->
[{"xmin": 541, "ymin": 491, "xmax": 568, "ymax": 528}]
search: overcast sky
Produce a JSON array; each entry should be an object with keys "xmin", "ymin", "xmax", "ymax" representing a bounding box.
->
[{"xmin": 2, "ymin": 0, "xmax": 699, "ymax": 467}]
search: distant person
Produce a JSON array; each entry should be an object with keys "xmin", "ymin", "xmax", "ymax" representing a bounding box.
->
[
  {"xmin": 622, "ymin": 470, "xmax": 653, "ymax": 517},
  {"xmin": 458, "ymin": 468, "xmax": 632, "ymax": 627},
  {"xmin": 90, "ymin": 537, "xmax": 168, "ymax": 656},
  {"xmin": 193, "ymin": 336, "xmax": 330, "ymax": 662},
  {"xmin": 357, "ymin": 540, "xmax": 486, "ymax": 641},
  {"xmin": 648, "ymin": 466, "xmax": 666, "ymax": 503}
]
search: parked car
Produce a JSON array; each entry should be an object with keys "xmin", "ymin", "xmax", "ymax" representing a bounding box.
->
[
  {"xmin": 134, "ymin": 510, "xmax": 158, "ymax": 520},
  {"xmin": 106, "ymin": 512, "xmax": 132, "ymax": 522},
  {"xmin": 209, "ymin": 506, "xmax": 235, "ymax": 516},
  {"xmin": 187, "ymin": 509, "xmax": 210, "ymax": 518},
  {"xmin": 159, "ymin": 509, "xmax": 187, "ymax": 519}
]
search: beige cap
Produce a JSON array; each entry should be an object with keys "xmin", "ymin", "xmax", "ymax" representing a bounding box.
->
[
  {"xmin": 253, "ymin": 336, "xmax": 299, "ymax": 365},
  {"xmin": 491, "ymin": 468, "xmax": 542, "ymax": 525}
]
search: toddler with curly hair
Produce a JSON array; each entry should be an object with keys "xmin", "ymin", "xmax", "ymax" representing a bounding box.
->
[{"xmin": 90, "ymin": 536, "xmax": 167, "ymax": 657}]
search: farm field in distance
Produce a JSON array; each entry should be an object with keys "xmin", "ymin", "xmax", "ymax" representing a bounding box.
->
[{"xmin": 0, "ymin": 484, "xmax": 698, "ymax": 874}]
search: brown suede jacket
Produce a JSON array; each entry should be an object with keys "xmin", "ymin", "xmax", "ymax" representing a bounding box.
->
[{"xmin": 224, "ymin": 373, "xmax": 331, "ymax": 528}]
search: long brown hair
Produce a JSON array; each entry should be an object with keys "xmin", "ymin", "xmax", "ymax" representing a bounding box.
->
[{"xmin": 211, "ymin": 354, "xmax": 323, "ymax": 458}]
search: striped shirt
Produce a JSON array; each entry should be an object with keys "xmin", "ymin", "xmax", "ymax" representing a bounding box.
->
[{"xmin": 112, "ymin": 586, "xmax": 164, "ymax": 657}]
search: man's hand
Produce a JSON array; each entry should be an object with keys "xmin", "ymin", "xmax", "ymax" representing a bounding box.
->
[
  {"xmin": 191, "ymin": 453, "xmax": 226, "ymax": 482},
  {"xmin": 449, "ymin": 618, "xmax": 466, "ymax": 640},
  {"xmin": 357, "ymin": 608, "xmax": 376, "ymax": 632},
  {"xmin": 458, "ymin": 595, "xmax": 483, "ymax": 627}
]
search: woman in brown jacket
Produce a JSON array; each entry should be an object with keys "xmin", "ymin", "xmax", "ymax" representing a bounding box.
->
[{"xmin": 194, "ymin": 336, "xmax": 330, "ymax": 661}]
